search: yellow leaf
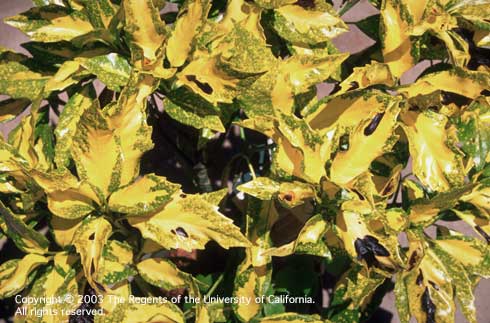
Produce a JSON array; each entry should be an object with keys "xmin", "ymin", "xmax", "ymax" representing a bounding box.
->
[
  {"xmin": 399, "ymin": 68, "xmax": 490, "ymax": 100},
  {"xmin": 50, "ymin": 215, "xmax": 83, "ymax": 247},
  {"xmin": 109, "ymin": 173, "xmax": 180, "ymax": 215},
  {"xmin": 123, "ymin": 0, "xmax": 166, "ymax": 63},
  {"xmin": 401, "ymin": 110, "xmax": 464, "ymax": 192},
  {"xmin": 72, "ymin": 100, "xmax": 123, "ymax": 198},
  {"xmin": 5, "ymin": 6, "xmax": 94, "ymax": 43},
  {"xmin": 380, "ymin": 0, "xmax": 415, "ymax": 77},
  {"xmin": 0, "ymin": 254, "xmax": 47, "ymax": 299},
  {"xmin": 177, "ymin": 56, "xmax": 238, "ymax": 105},
  {"xmin": 128, "ymin": 193, "xmax": 250, "ymax": 252},
  {"xmin": 137, "ymin": 258, "xmax": 189, "ymax": 290},
  {"xmin": 273, "ymin": 2, "xmax": 348, "ymax": 44},
  {"xmin": 105, "ymin": 73, "xmax": 157, "ymax": 187},
  {"xmin": 166, "ymin": 0, "xmax": 211, "ymax": 67},
  {"xmin": 335, "ymin": 200, "xmax": 402, "ymax": 272},
  {"xmin": 19, "ymin": 253, "xmax": 80, "ymax": 323},
  {"xmin": 330, "ymin": 98, "xmax": 401, "ymax": 185},
  {"xmin": 72, "ymin": 217, "xmax": 112, "ymax": 290},
  {"xmin": 259, "ymin": 313, "xmax": 325, "ymax": 323},
  {"xmin": 337, "ymin": 61, "xmax": 396, "ymax": 96}
]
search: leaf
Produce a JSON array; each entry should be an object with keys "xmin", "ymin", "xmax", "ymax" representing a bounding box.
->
[
  {"xmin": 304, "ymin": 90, "xmax": 396, "ymax": 161},
  {"xmin": 398, "ymin": 232, "xmax": 490, "ymax": 323},
  {"xmin": 330, "ymin": 97, "xmax": 401, "ymax": 185},
  {"xmin": 72, "ymin": 217, "xmax": 112, "ymax": 290},
  {"xmin": 335, "ymin": 200, "xmax": 402, "ymax": 272},
  {"xmin": 337, "ymin": 61, "xmax": 396, "ymax": 96},
  {"xmin": 0, "ymin": 99, "xmax": 30, "ymax": 123},
  {"xmin": 50, "ymin": 215, "xmax": 84, "ymax": 248},
  {"xmin": 0, "ymin": 254, "xmax": 48, "ymax": 299},
  {"xmin": 238, "ymin": 177, "xmax": 281, "ymax": 200},
  {"xmin": 105, "ymin": 73, "xmax": 157, "ymax": 187},
  {"xmin": 79, "ymin": 53, "xmax": 132, "ymax": 91},
  {"xmin": 332, "ymin": 265, "xmax": 385, "ymax": 309},
  {"xmin": 166, "ymin": 0, "xmax": 211, "ymax": 67},
  {"xmin": 0, "ymin": 200, "xmax": 49, "ymax": 253},
  {"xmin": 379, "ymin": 0, "xmax": 416, "ymax": 78},
  {"xmin": 97, "ymin": 240, "xmax": 137, "ymax": 286},
  {"xmin": 44, "ymin": 60, "xmax": 89, "ymax": 93},
  {"xmin": 137, "ymin": 257, "xmax": 190, "ymax": 290},
  {"xmin": 54, "ymin": 85, "xmax": 95, "ymax": 168},
  {"xmin": 123, "ymin": 0, "xmax": 166, "ymax": 63},
  {"xmin": 408, "ymin": 183, "xmax": 477, "ymax": 226},
  {"xmin": 401, "ymin": 109, "xmax": 464, "ymax": 192},
  {"xmin": 108, "ymin": 173, "xmax": 180, "ymax": 215},
  {"xmin": 81, "ymin": 0, "xmax": 117, "ymax": 29},
  {"xmin": 163, "ymin": 97, "xmax": 225, "ymax": 133},
  {"xmin": 271, "ymin": 1, "xmax": 348, "ymax": 45},
  {"xmin": 460, "ymin": 180, "xmax": 490, "ymax": 218},
  {"xmin": 5, "ymin": 5, "xmax": 94, "ymax": 42},
  {"xmin": 176, "ymin": 56, "xmax": 238, "ymax": 105},
  {"xmin": 95, "ymin": 302, "xmax": 184, "ymax": 323},
  {"xmin": 217, "ymin": 24, "xmax": 276, "ymax": 75},
  {"xmin": 238, "ymin": 114, "xmax": 329, "ymax": 183},
  {"xmin": 0, "ymin": 54, "xmax": 49, "ymax": 100},
  {"xmin": 127, "ymin": 192, "xmax": 250, "ymax": 252},
  {"xmin": 452, "ymin": 209, "xmax": 490, "ymax": 243},
  {"xmin": 72, "ymin": 99, "xmax": 123, "ymax": 198},
  {"xmin": 19, "ymin": 252, "xmax": 81, "ymax": 323},
  {"xmin": 259, "ymin": 313, "xmax": 326, "ymax": 323},
  {"xmin": 400, "ymin": 68, "xmax": 490, "ymax": 100},
  {"xmin": 265, "ymin": 214, "xmax": 330, "ymax": 258},
  {"xmin": 238, "ymin": 52, "xmax": 348, "ymax": 117},
  {"xmin": 455, "ymin": 96, "xmax": 490, "ymax": 171}
]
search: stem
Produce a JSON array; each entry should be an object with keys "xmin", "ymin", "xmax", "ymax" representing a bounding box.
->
[{"xmin": 205, "ymin": 273, "xmax": 224, "ymax": 298}]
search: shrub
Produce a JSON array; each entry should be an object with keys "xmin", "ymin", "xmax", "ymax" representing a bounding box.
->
[{"xmin": 0, "ymin": 0, "xmax": 489, "ymax": 323}]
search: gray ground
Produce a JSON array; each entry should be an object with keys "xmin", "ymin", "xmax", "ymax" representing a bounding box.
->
[{"xmin": 0, "ymin": 0, "xmax": 489, "ymax": 322}]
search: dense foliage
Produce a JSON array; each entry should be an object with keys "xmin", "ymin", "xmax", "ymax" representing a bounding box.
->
[{"xmin": 0, "ymin": 0, "xmax": 490, "ymax": 322}]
